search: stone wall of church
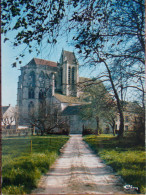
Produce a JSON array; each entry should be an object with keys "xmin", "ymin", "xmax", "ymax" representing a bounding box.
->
[{"xmin": 17, "ymin": 64, "xmax": 56, "ymax": 125}]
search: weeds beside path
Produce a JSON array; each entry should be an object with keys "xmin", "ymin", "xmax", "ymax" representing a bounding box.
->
[
  {"xmin": 2, "ymin": 135, "xmax": 69, "ymax": 194},
  {"xmin": 83, "ymin": 134, "xmax": 146, "ymax": 194}
]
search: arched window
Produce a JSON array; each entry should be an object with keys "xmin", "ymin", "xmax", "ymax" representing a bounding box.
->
[
  {"xmin": 72, "ymin": 67, "xmax": 75, "ymax": 84},
  {"xmin": 68, "ymin": 67, "xmax": 71, "ymax": 84},
  {"xmin": 28, "ymin": 101, "xmax": 34, "ymax": 114},
  {"xmin": 28, "ymin": 71, "xmax": 35, "ymax": 87},
  {"xmin": 39, "ymin": 89, "xmax": 46, "ymax": 100},
  {"xmin": 39, "ymin": 89, "xmax": 43, "ymax": 100},
  {"xmin": 28, "ymin": 88, "xmax": 35, "ymax": 99},
  {"xmin": 45, "ymin": 74, "xmax": 50, "ymax": 88},
  {"xmin": 39, "ymin": 71, "xmax": 45, "ymax": 87}
]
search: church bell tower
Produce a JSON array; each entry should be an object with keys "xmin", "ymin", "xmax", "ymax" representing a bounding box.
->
[{"xmin": 56, "ymin": 49, "xmax": 79, "ymax": 97}]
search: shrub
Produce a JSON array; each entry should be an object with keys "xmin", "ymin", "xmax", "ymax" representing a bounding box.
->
[
  {"xmin": 2, "ymin": 185, "xmax": 25, "ymax": 195},
  {"xmin": 82, "ymin": 128, "xmax": 95, "ymax": 136}
]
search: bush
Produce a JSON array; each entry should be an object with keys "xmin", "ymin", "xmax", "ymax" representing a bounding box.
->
[
  {"xmin": 2, "ymin": 185, "xmax": 25, "ymax": 195},
  {"xmin": 82, "ymin": 128, "xmax": 95, "ymax": 136},
  {"xmin": 55, "ymin": 128, "xmax": 70, "ymax": 135}
]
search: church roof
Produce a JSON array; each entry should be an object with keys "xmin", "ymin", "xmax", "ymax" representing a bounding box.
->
[
  {"xmin": 63, "ymin": 50, "xmax": 77, "ymax": 65},
  {"xmin": 79, "ymin": 77, "xmax": 90, "ymax": 83},
  {"xmin": 62, "ymin": 105, "xmax": 83, "ymax": 115},
  {"xmin": 54, "ymin": 93, "xmax": 86, "ymax": 104},
  {"xmin": 28, "ymin": 58, "xmax": 57, "ymax": 67}
]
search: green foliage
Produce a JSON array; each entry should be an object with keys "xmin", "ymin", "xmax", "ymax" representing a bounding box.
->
[
  {"xmin": 80, "ymin": 82, "xmax": 116, "ymax": 135},
  {"xmin": 84, "ymin": 134, "xmax": 145, "ymax": 194},
  {"xmin": 2, "ymin": 185, "xmax": 25, "ymax": 195},
  {"xmin": 2, "ymin": 135, "xmax": 69, "ymax": 194}
]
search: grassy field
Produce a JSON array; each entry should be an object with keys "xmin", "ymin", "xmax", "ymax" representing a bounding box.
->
[
  {"xmin": 2, "ymin": 135, "xmax": 69, "ymax": 194},
  {"xmin": 83, "ymin": 134, "xmax": 146, "ymax": 194}
]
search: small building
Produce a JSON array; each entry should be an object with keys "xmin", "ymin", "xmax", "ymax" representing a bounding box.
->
[
  {"xmin": 115, "ymin": 102, "xmax": 144, "ymax": 132},
  {"xmin": 2, "ymin": 105, "xmax": 18, "ymax": 129}
]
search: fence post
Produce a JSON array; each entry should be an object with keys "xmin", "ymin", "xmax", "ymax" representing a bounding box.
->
[
  {"xmin": 50, "ymin": 138, "xmax": 51, "ymax": 145},
  {"xmin": 30, "ymin": 140, "xmax": 32, "ymax": 153}
]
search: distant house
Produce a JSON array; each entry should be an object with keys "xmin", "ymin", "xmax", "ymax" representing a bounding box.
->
[
  {"xmin": 2, "ymin": 105, "xmax": 18, "ymax": 129},
  {"xmin": 115, "ymin": 102, "xmax": 144, "ymax": 132}
]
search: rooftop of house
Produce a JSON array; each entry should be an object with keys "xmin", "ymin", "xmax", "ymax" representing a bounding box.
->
[
  {"xmin": 54, "ymin": 93, "xmax": 86, "ymax": 104},
  {"xmin": 78, "ymin": 77, "xmax": 103, "ymax": 89},
  {"xmin": 79, "ymin": 77, "xmax": 91, "ymax": 83},
  {"xmin": 61, "ymin": 105, "xmax": 83, "ymax": 115},
  {"xmin": 2, "ymin": 106, "xmax": 17, "ymax": 117},
  {"xmin": 2, "ymin": 106, "xmax": 10, "ymax": 115},
  {"xmin": 123, "ymin": 101, "xmax": 143, "ymax": 113}
]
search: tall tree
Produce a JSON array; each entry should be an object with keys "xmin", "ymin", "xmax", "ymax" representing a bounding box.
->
[
  {"xmin": 70, "ymin": 0, "xmax": 144, "ymax": 137},
  {"xmin": 80, "ymin": 80, "xmax": 116, "ymax": 135}
]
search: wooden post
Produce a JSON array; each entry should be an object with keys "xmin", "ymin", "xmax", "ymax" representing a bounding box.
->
[
  {"xmin": 33, "ymin": 125, "xmax": 35, "ymax": 135},
  {"xmin": 30, "ymin": 140, "xmax": 32, "ymax": 153}
]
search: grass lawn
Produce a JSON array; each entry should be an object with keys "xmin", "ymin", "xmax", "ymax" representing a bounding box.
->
[
  {"xmin": 83, "ymin": 134, "xmax": 146, "ymax": 194},
  {"xmin": 2, "ymin": 135, "xmax": 69, "ymax": 194}
]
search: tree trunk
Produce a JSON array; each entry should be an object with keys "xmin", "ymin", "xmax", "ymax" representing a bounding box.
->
[
  {"xmin": 103, "ymin": 61, "xmax": 124, "ymax": 138},
  {"xmin": 118, "ymin": 112, "xmax": 124, "ymax": 138},
  {"xmin": 112, "ymin": 121, "xmax": 115, "ymax": 136},
  {"xmin": 41, "ymin": 130, "xmax": 44, "ymax": 136},
  {"xmin": 95, "ymin": 116, "xmax": 99, "ymax": 135}
]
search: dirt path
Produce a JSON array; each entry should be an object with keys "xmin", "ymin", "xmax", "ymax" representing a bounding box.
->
[{"xmin": 32, "ymin": 135, "xmax": 131, "ymax": 194}]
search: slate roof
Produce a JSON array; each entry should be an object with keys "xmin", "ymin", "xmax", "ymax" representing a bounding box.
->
[
  {"xmin": 62, "ymin": 105, "xmax": 83, "ymax": 115},
  {"xmin": 78, "ymin": 77, "xmax": 102, "ymax": 85},
  {"xmin": 2, "ymin": 106, "xmax": 9, "ymax": 115},
  {"xmin": 54, "ymin": 93, "xmax": 85, "ymax": 104},
  {"xmin": 2, "ymin": 106, "xmax": 17, "ymax": 126},
  {"xmin": 2, "ymin": 106, "xmax": 17, "ymax": 117},
  {"xmin": 79, "ymin": 77, "xmax": 90, "ymax": 83},
  {"xmin": 63, "ymin": 50, "xmax": 77, "ymax": 65}
]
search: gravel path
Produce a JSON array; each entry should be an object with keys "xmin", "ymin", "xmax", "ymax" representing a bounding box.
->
[{"xmin": 32, "ymin": 135, "xmax": 130, "ymax": 194}]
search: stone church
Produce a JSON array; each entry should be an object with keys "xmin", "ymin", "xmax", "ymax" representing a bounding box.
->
[{"xmin": 17, "ymin": 50, "xmax": 95, "ymax": 134}]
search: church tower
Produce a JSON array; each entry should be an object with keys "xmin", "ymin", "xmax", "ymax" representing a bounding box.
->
[{"xmin": 56, "ymin": 49, "xmax": 79, "ymax": 97}]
